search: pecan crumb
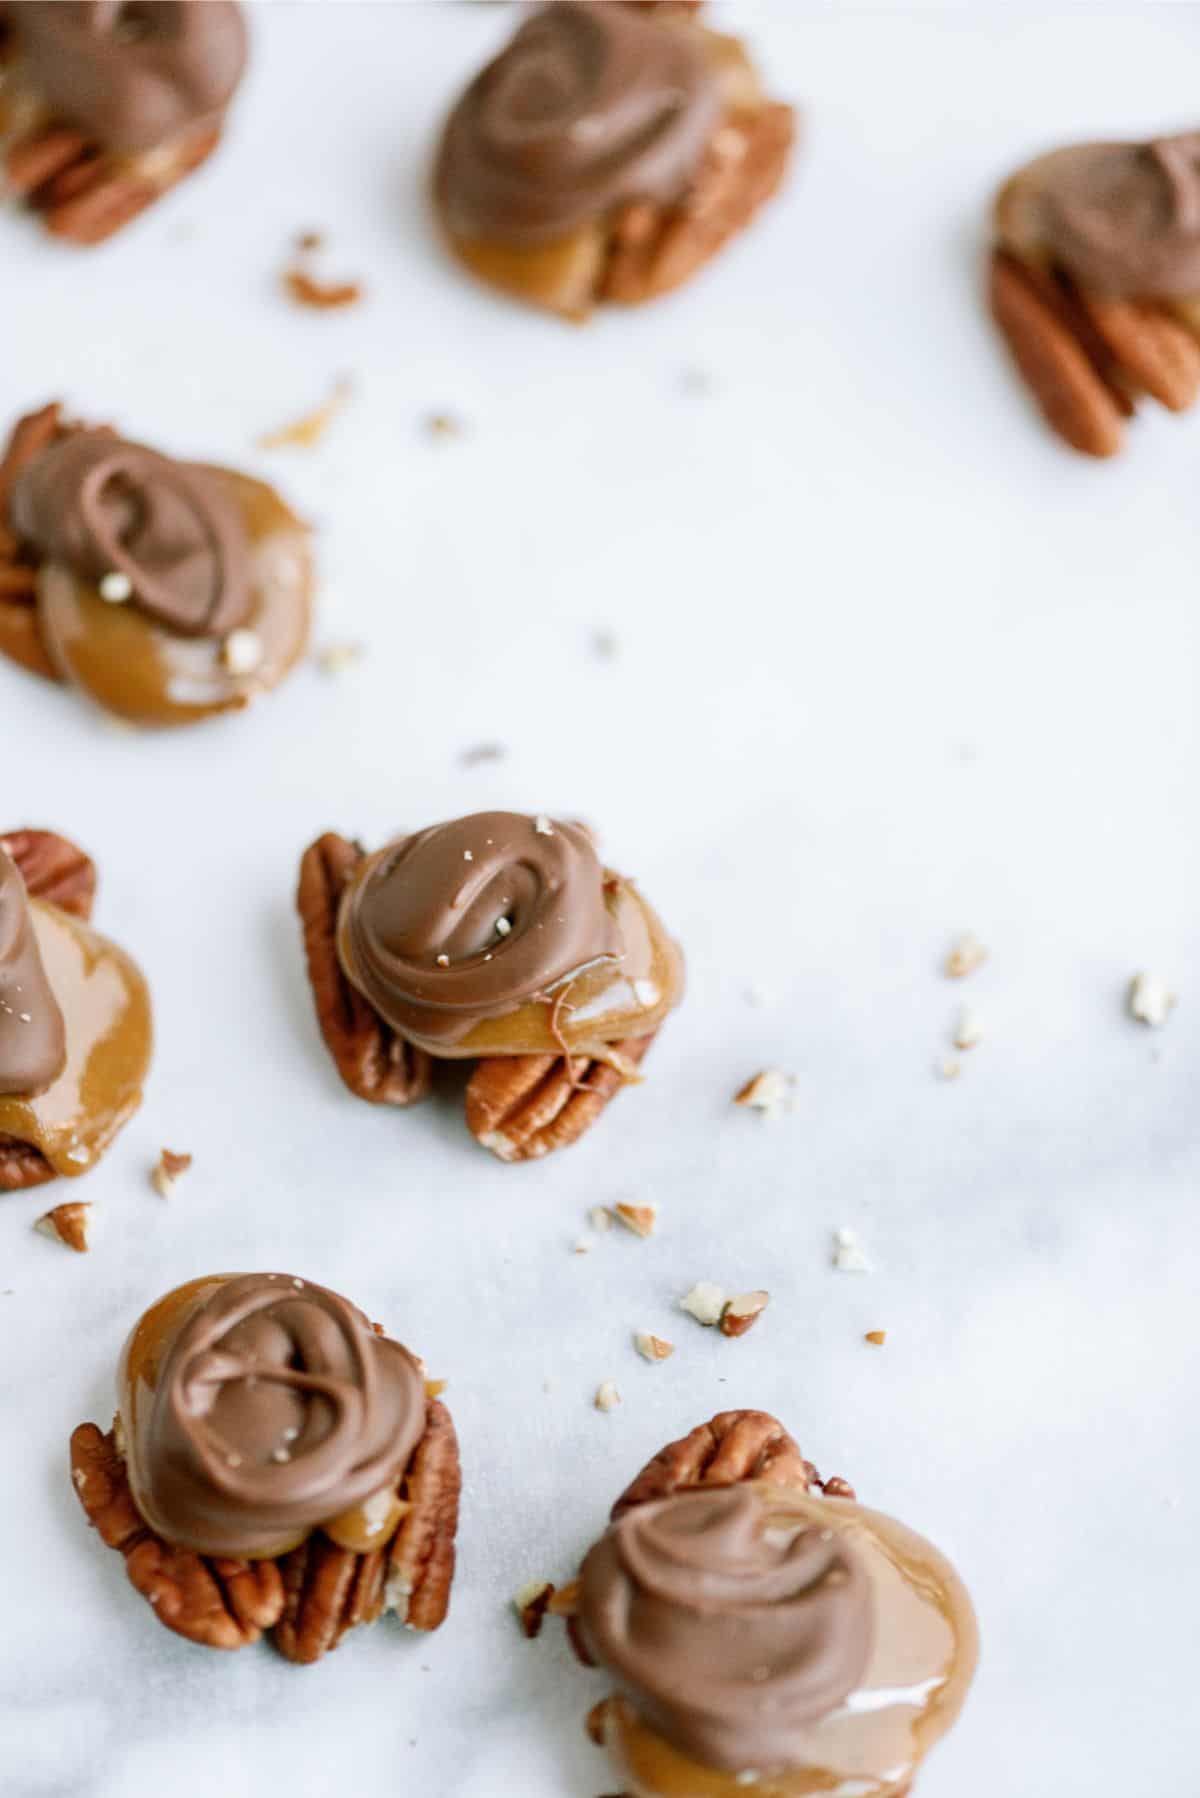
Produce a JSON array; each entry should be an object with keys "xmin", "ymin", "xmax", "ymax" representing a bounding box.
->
[
  {"xmin": 572, "ymin": 1238, "xmax": 592, "ymax": 1256},
  {"xmin": 953, "ymin": 1005, "xmax": 983, "ymax": 1051},
  {"xmin": 594, "ymin": 1380, "xmax": 621, "ymax": 1413},
  {"xmin": 34, "ymin": 1201, "xmax": 92, "ymax": 1252},
  {"xmin": 719, "ymin": 1290, "xmax": 770, "ymax": 1337},
  {"xmin": 1128, "ymin": 972, "xmax": 1176, "ymax": 1028},
  {"xmin": 945, "ymin": 933, "xmax": 988, "ymax": 979},
  {"xmin": 832, "ymin": 1228, "xmax": 870, "ymax": 1274},
  {"xmin": 151, "ymin": 1148, "xmax": 192, "ymax": 1199},
  {"xmin": 514, "ymin": 1580, "xmax": 556, "ymax": 1638},
  {"xmin": 425, "ymin": 412, "xmax": 463, "ymax": 440},
  {"xmin": 589, "ymin": 1205, "xmax": 614, "ymax": 1233},
  {"xmin": 283, "ymin": 268, "xmax": 363, "ymax": 311},
  {"xmin": 935, "ymin": 1055, "xmax": 962, "ymax": 1082},
  {"xmin": 314, "ymin": 641, "xmax": 364, "ymax": 676},
  {"xmin": 634, "ymin": 1331, "xmax": 675, "ymax": 1363},
  {"xmin": 864, "ymin": 1330, "xmax": 888, "ymax": 1346},
  {"xmin": 614, "ymin": 1201, "xmax": 657, "ymax": 1239},
  {"xmin": 459, "ymin": 742, "xmax": 506, "ymax": 766},
  {"xmin": 734, "ymin": 1068, "xmax": 795, "ymax": 1117},
  {"xmin": 680, "ymin": 1281, "xmax": 727, "ymax": 1327},
  {"xmin": 546, "ymin": 1579, "xmax": 580, "ymax": 1618},
  {"xmin": 258, "ymin": 375, "xmax": 352, "ymax": 451}
]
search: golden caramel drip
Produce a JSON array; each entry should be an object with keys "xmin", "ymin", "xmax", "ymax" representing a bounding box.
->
[
  {"xmin": 0, "ymin": 898, "xmax": 151, "ymax": 1176},
  {"xmin": 338, "ymin": 866, "xmax": 683, "ymax": 1061},
  {"xmin": 34, "ymin": 469, "xmax": 311, "ymax": 728},
  {"xmin": 118, "ymin": 1277, "xmax": 415, "ymax": 1562},
  {"xmin": 596, "ymin": 1485, "xmax": 978, "ymax": 1798}
]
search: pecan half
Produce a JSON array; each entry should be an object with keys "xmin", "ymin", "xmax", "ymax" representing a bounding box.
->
[
  {"xmin": 602, "ymin": 103, "xmax": 795, "ymax": 307},
  {"xmin": 465, "ymin": 1032, "xmax": 656, "ymax": 1163},
  {"xmin": 610, "ymin": 1409, "xmax": 817, "ymax": 1519},
  {"xmin": 274, "ymin": 1397, "xmax": 460, "ymax": 1661},
  {"xmin": 8, "ymin": 122, "xmax": 220, "ymax": 246},
  {"xmin": 1, "ymin": 827, "xmax": 97, "ymax": 920},
  {"xmin": 0, "ymin": 1136, "xmax": 56, "ymax": 1193},
  {"xmin": 0, "ymin": 402, "xmax": 72, "ymax": 680},
  {"xmin": 70, "ymin": 1424, "xmax": 285, "ymax": 1650},
  {"xmin": 296, "ymin": 833, "xmax": 434, "ymax": 1108},
  {"xmin": 1076, "ymin": 290, "xmax": 1200, "ymax": 413}
]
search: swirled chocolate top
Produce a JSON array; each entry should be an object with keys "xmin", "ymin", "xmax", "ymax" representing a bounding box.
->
[
  {"xmin": 338, "ymin": 812, "xmax": 622, "ymax": 1048},
  {"xmin": 0, "ymin": 849, "xmax": 66, "ymax": 1098},
  {"xmin": 122, "ymin": 1274, "xmax": 427, "ymax": 1557},
  {"xmin": 12, "ymin": 2, "xmax": 247, "ymax": 155},
  {"xmin": 578, "ymin": 1486, "xmax": 874, "ymax": 1774},
  {"xmin": 1023, "ymin": 132, "xmax": 1200, "ymax": 298},
  {"xmin": 435, "ymin": 1, "xmax": 720, "ymax": 245},
  {"xmin": 11, "ymin": 430, "xmax": 251, "ymax": 637}
]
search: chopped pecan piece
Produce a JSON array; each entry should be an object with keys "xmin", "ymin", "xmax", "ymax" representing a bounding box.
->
[
  {"xmin": 465, "ymin": 1032, "xmax": 656, "ymax": 1162},
  {"xmin": 1, "ymin": 827, "xmax": 97, "ymax": 920},
  {"xmin": 34, "ymin": 1200, "xmax": 92, "ymax": 1251},
  {"xmin": 8, "ymin": 122, "xmax": 220, "ymax": 246},
  {"xmin": 296, "ymin": 833, "xmax": 434, "ymax": 1107},
  {"xmin": 69, "ymin": 1424, "xmax": 285, "ymax": 1650}
]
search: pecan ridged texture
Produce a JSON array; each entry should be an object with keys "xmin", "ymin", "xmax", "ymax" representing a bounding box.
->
[
  {"xmin": 297, "ymin": 833, "xmax": 434, "ymax": 1108},
  {"xmin": 70, "ymin": 1399, "xmax": 461, "ymax": 1663},
  {"xmin": 465, "ymin": 1032, "xmax": 656, "ymax": 1162}
]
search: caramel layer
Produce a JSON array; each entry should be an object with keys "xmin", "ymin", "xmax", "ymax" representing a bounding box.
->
[{"xmin": 0, "ymin": 899, "xmax": 151, "ymax": 1177}]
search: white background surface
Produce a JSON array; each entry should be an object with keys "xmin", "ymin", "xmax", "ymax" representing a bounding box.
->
[{"xmin": 3, "ymin": 5, "xmax": 1199, "ymax": 1794}]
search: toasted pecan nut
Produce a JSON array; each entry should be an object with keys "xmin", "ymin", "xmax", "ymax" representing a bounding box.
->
[
  {"xmin": 989, "ymin": 249, "xmax": 1127, "ymax": 457},
  {"xmin": 1, "ymin": 828, "xmax": 97, "ymax": 920},
  {"xmin": 70, "ymin": 1424, "xmax": 285, "ymax": 1650},
  {"xmin": 8, "ymin": 122, "xmax": 221, "ymax": 246},
  {"xmin": 601, "ymin": 103, "xmax": 795, "ymax": 307},
  {"xmin": 611, "ymin": 1410, "xmax": 816, "ymax": 1519},
  {"xmin": 274, "ymin": 1533, "xmax": 390, "ymax": 1665},
  {"xmin": 0, "ymin": 1134, "xmax": 55, "ymax": 1193},
  {"xmin": 1077, "ymin": 292, "xmax": 1200, "ymax": 413},
  {"xmin": 465, "ymin": 1032, "xmax": 656, "ymax": 1163},
  {"xmin": 387, "ymin": 1399, "xmax": 461, "ymax": 1631},
  {"xmin": 297, "ymin": 833, "xmax": 434, "ymax": 1108},
  {"xmin": 0, "ymin": 402, "xmax": 74, "ymax": 680}
]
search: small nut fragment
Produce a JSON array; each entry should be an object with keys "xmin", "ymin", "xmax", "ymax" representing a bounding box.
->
[
  {"xmin": 832, "ymin": 1228, "xmax": 869, "ymax": 1274},
  {"xmin": 634, "ymin": 1331, "xmax": 675, "ymax": 1363},
  {"xmin": 945, "ymin": 934, "xmax": 988, "ymax": 978},
  {"xmin": 953, "ymin": 1005, "xmax": 983, "ymax": 1051},
  {"xmin": 935, "ymin": 1055, "xmax": 962, "ymax": 1081},
  {"xmin": 680, "ymin": 1282, "xmax": 727, "ymax": 1327},
  {"xmin": 513, "ymin": 1580, "xmax": 556, "ymax": 1639},
  {"xmin": 589, "ymin": 1205, "xmax": 613, "ymax": 1232},
  {"xmin": 151, "ymin": 1148, "xmax": 192, "ymax": 1199},
  {"xmin": 34, "ymin": 1201, "xmax": 92, "ymax": 1252},
  {"xmin": 547, "ymin": 1579, "xmax": 580, "ymax": 1618},
  {"xmin": 314, "ymin": 641, "xmax": 363, "ymax": 675},
  {"xmin": 614, "ymin": 1201, "xmax": 657, "ymax": 1239},
  {"xmin": 222, "ymin": 628, "xmax": 263, "ymax": 676},
  {"xmin": 594, "ymin": 1380, "xmax": 621, "ymax": 1413},
  {"xmin": 719, "ymin": 1290, "xmax": 770, "ymax": 1337},
  {"xmin": 734, "ymin": 1069, "xmax": 794, "ymax": 1117},
  {"xmin": 864, "ymin": 1330, "xmax": 888, "ymax": 1347},
  {"xmin": 1128, "ymin": 972, "xmax": 1175, "ymax": 1028}
]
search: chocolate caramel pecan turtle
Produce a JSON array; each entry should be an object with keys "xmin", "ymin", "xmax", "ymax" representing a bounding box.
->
[
  {"xmin": 0, "ymin": 402, "xmax": 313, "ymax": 726},
  {"xmin": 990, "ymin": 131, "xmax": 1200, "ymax": 455},
  {"xmin": 0, "ymin": 827, "xmax": 150, "ymax": 1192},
  {"xmin": 0, "ymin": 1, "xmax": 247, "ymax": 245},
  {"xmin": 70, "ymin": 1272, "xmax": 461, "ymax": 1661},
  {"xmin": 433, "ymin": 2, "xmax": 795, "ymax": 320},
  {"xmin": 297, "ymin": 811, "xmax": 684, "ymax": 1163},
  {"xmin": 547, "ymin": 1409, "xmax": 977, "ymax": 1798}
]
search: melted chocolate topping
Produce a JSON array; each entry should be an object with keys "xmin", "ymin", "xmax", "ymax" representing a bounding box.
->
[
  {"xmin": 338, "ymin": 812, "xmax": 622, "ymax": 1048},
  {"xmin": 12, "ymin": 431, "xmax": 251, "ymax": 637},
  {"xmin": 12, "ymin": 1, "xmax": 247, "ymax": 155},
  {"xmin": 578, "ymin": 1487, "xmax": 874, "ymax": 1774},
  {"xmin": 0, "ymin": 849, "xmax": 66, "ymax": 1098},
  {"xmin": 1035, "ymin": 132, "xmax": 1200, "ymax": 298},
  {"xmin": 435, "ymin": 1, "xmax": 720, "ymax": 245},
  {"xmin": 125, "ymin": 1274, "xmax": 427, "ymax": 1558}
]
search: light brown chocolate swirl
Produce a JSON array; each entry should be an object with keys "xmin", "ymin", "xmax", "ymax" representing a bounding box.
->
[
  {"xmin": 1031, "ymin": 132, "xmax": 1200, "ymax": 298},
  {"xmin": 11, "ymin": 2, "xmax": 247, "ymax": 155},
  {"xmin": 578, "ymin": 1487, "xmax": 874, "ymax": 1775},
  {"xmin": 435, "ymin": 1, "xmax": 720, "ymax": 246},
  {"xmin": 0, "ymin": 848, "xmax": 66, "ymax": 1098},
  {"xmin": 338, "ymin": 812, "xmax": 622, "ymax": 1049},
  {"xmin": 12, "ymin": 431, "xmax": 251, "ymax": 637},
  {"xmin": 122, "ymin": 1274, "xmax": 427, "ymax": 1558}
]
